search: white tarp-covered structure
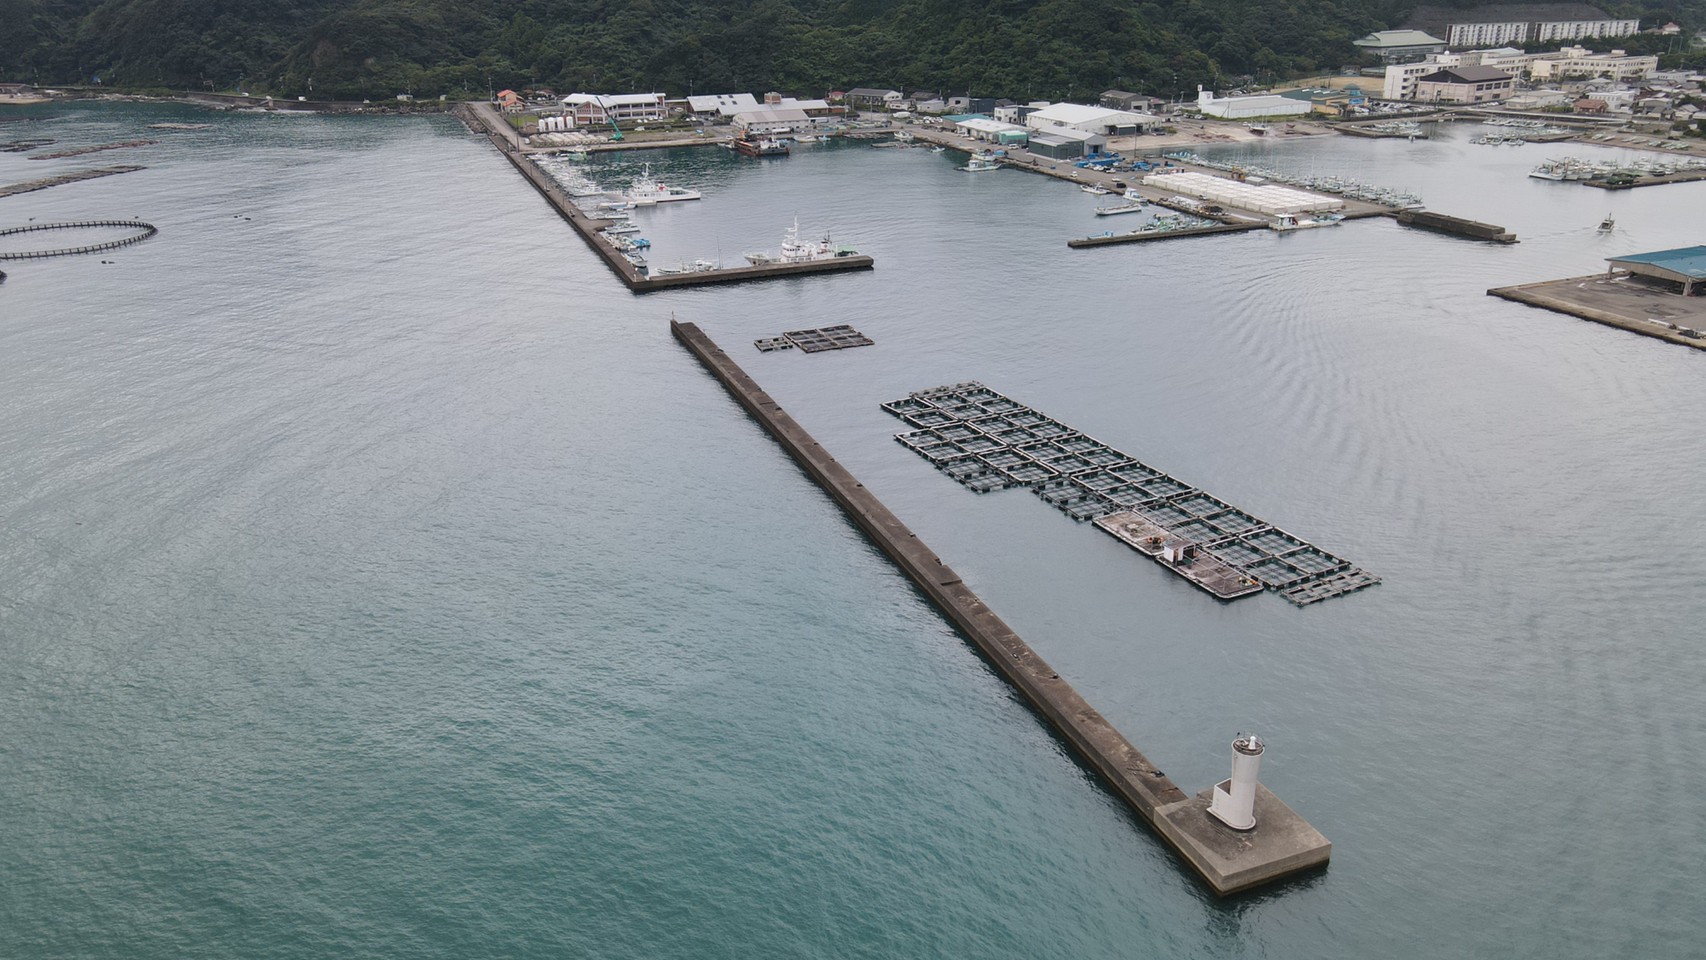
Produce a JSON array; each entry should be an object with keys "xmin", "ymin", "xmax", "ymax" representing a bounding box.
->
[{"xmin": 1142, "ymin": 172, "xmax": 1343, "ymax": 214}]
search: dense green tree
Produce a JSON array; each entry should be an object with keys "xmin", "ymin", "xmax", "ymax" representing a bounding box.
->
[{"xmin": 4, "ymin": 0, "xmax": 1701, "ymax": 99}]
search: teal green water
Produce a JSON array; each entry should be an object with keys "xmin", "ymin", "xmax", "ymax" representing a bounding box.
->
[{"xmin": 3, "ymin": 103, "xmax": 1704, "ymax": 957}]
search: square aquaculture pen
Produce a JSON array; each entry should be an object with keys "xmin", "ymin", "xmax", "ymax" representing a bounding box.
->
[
  {"xmin": 1244, "ymin": 528, "xmax": 1308, "ymax": 557},
  {"xmin": 1281, "ymin": 546, "xmax": 1349, "ymax": 577},
  {"xmin": 935, "ymin": 423, "xmax": 981, "ymax": 443},
  {"xmin": 999, "ymin": 460, "xmax": 1058, "ymax": 486},
  {"xmin": 934, "ymin": 401, "xmax": 986, "ymax": 421},
  {"xmin": 965, "ymin": 414, "xmax": 1019, "ymax": 434},
  {"xmin": 1072, "ymin": 470, "xmax": 1128, "ymax": 494},
  {"xmin": 1080, "ymin": 449, "xmax": 1131, "ymax": 469},
  {"xmin": 903, "ymin": 409, "xmax": 958, "ymax": 429},
  {"xmin": 1015, "ymin": 439, "xmax": 1077, "ymax": 464},
  {"xmin": 1110, "ymin": 462, "xmax": 1163, "ymax": 483},
  {"xmin": 754, "ymin": 337, "xmax": 795, "ymax": 352},
  {"xmin": 1140, "ymin": 477, "xmax": 1193, "ymax": 500},
  {"xmin": 894, "ymin": 429, "xmax": 943, "ymax": 451},
  {"xmin": 782, "ymin": 326, "xmax": 874, "ymax": 352},
  {"xmin": 1007, "ymin": 410, "xmax": 1048, "ymax": 428},
  {"xmin": 977, "ymin": 397, "xmax": 1023, "ymax": 415},
  {"xmin": 1171, "ymin": 493, "xmax": 1233, "ymax": 518},
  {"xmin": 1209, "ymin": 510, "xmax": 1267, "ymax": 537},
  {"xmin": 1046, "ymin": 454, "xmax": 1096, "ymax": 475},
  {"xmin": 1138, "ymin": 502, "xmax": 1192, "ymax": 527},
  {"xmin": 881, "ymin": 396, "xmax": 934, "ymax": 419},
  {"xmin": 1246, "ymin": 555, "xmax": 1313, "ymax": 589},
  {"xmin": 1058, "ymin": 435, "xmax": 1105, "ymax": 454},
  {"xmin": 1101, "ymin": 483, "xmax": 1159, "ymax": 508},
  {"xmin": 1173, "ymin": 518, "xmax": 1237, "ymax": 544},
  {"xmin": 979, "ymin": 449, "xmax": 1030, "ymax": 471},
  {"xmin": 985, "ymin": 426, "xmax": 1035, "ymax": 446},
  {"xmin": 956, "ymin": 386, "xmax": 1000, "ymax": 404},
  {"xmin": 1027, "ymin": 419, "xmax": 1074, "ymax": 439},
  {"xmin": 1206, "ymin": 539, "xmax": 1269, "ymax": 568},
  {"xmin": 958, "ymin": 434, "xmax": 1005, "ymax": 455}
]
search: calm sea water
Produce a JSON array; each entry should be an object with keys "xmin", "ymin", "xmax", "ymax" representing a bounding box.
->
[{"xmin": 3, "ymin": 102, "xmax": 1704, "ymax": 958}]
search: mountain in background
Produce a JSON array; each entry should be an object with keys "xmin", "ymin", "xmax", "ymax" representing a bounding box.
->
[{"xmin": 1, "ymin": 0, "xmax": 1697, "ymax": 101}]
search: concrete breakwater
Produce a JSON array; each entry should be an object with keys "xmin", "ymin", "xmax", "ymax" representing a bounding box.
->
[
  {"xmin": 0, "ymin": 165, "xmax": 144, "ymax": 199},
  {"xmin": 672, "ymin": 318, "xmax": 1331, "ymax": 895},
  {"xmin": 456, "ymin": 103, "xmax": 873, "ymax": 293}
]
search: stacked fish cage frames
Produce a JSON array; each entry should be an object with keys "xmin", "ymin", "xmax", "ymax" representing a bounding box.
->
[{"xmin": 882, "ymin": 382, "xmax": 1380, "ymax": 605}]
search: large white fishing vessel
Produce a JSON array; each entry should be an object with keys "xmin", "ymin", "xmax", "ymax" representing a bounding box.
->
[{"xmin": 743, "ymin": 218, "xmax": 859, "ymax": 265}]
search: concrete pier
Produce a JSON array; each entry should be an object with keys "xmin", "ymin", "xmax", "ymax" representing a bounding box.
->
[
  {"xmin": 456, "ymin": 104, "xmax": 874, "ymax": 293},
  {"xmin": 672, "ymin": 319, "xmax": 1331, "ymax": 896},
  {"xmin": 1396, "ymin": 210, "xmax": 1517, "ymax": 243},
  {"xmin": 0, "ymin": 165, "xmax": 144, "ymax": 199},
  {"xmin": 1489, "ymin": 275, "xmax": 1706, "ymax": 351}
]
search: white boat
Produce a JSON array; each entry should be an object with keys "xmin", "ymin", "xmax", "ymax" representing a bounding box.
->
[
  {"xmin": 793, "ymin": 134, "xmax": 819, "ymax": 144},
  {"xmin": 623, "ymin": 163, "xmax": 701, "ymax": 205},
  {"xmin": 602, "ymin": 223, "xmax": 642, "ymax": 234},
  {"xmin": 1597, "ymin": 214, "xmax": 1615, "ymax": 232},
  {"xmin": 894, "ymin": 131, "xmax": 915, "ymax": 143},
  {"xmin": 1080, "ymin": 184, "xmax": 1111, "ymax": 195},
  {"xmin": 743, "ymin": 218, "xmax": 858, "ymax": 265},
  {"xmin": 1094, "ymin": 200, "xmax": 1146, "ymax": 216},
  {"xmin": 1270, "ymin": 212, "xmax": 1345, "ymax": 231},
  {"xmin": 960, "ymin": 154, "xmax": 1000, "ymax": 173},
  {"xmin": 930, "ymin": 145, "xmax": 946, "ymax": 154},
  {"xmin": 657, "ymin": 258, "xmax": 721, "ymax": 275}
]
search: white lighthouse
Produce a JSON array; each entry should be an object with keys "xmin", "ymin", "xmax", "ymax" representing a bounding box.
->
[{"xmin": 1207, "ymin": 733, "xmax": 1265, "ymax": 831}]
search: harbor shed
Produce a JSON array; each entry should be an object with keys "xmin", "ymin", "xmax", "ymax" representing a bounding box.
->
[
  {"xmin": 1026, "ymin": 127, "xmax": 1107, "ymax": 159},
  {"xmin": 956, "ymin": 117, "xmax": 1027, "ymax": 142},
  {"xmin": 1195, "ymin": 88, "xmax": 1311, "ymax": 119},
  {"xmin": 686, "ymin": 93, "xmax": 760, "ymax": 117},
  {"xmin": 1607, "ymin": 246, "xmax": 1706, "ymax": 295},
  {"xmin": 1413, "ymin": 66, "xmax": 1515, "ymax": 103},
  {"xmin": 1026, "ymin": 103, "xmax": 1156, "ymax": 135},
  {"xmin": 732, "ymin": 107, "xmax": 811, "ymax": 134}
]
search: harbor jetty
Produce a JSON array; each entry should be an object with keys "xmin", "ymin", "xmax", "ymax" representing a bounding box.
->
[
  {"xmin": 1489, "ymin": 276, "xmax": 1706, "ymax": 352},
  {"xmin": 27, "ymin": 139, "xmax": 156, "ymax": 160},
  {"xmin": 1396, "ymin": 210, "xmax": 1517, "ymax": 243},
  {"xmin": 672, "ymin": 319, "xmax": 1331, "ymax": 895},
  {"xmin": 0, "ymin": 165, "xmax": 145, "ymax": 199},
  {"xmin": 455, "ymin": 103, "xmax": 873, "ymax": 292}
]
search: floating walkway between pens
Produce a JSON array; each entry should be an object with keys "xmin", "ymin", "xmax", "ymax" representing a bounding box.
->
[
  {"xmin": 0, "ymin": 165, "xmax": 145, "ymax": 199},
  {"xmin": 0, "ymin": 220, "xmax": 158, "ymax": 260},
  {"xmin": 883, "ymin": 382, "xmax": 1379, "ymax": 605},
  {"xmin": 672, "ymin": 319, "xmax": 1332, "ymax": 895}
]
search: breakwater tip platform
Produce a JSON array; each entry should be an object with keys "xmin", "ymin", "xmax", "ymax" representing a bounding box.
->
[{"xmin": 671, "ymin": 319, "xmax": 1331, "ymax": 895}]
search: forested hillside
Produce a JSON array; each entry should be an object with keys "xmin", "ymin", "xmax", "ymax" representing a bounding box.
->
[{"xmin": 1, "ymin": 0, "xmax": 1699, "ymax": 101}]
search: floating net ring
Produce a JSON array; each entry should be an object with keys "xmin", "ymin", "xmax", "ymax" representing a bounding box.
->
[{"xmin": 0, "ymin": 220, "xmax": 158, "ymax": 260}]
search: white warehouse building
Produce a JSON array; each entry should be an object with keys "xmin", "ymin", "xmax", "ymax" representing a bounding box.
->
[
  {"xmin": 1195, "ymin": 88, "xmax": 1311, "ymax": 119},
  {"xmin": 1144, "ymin": 172, "xmax": 1343, "ymax": 214},
  {"xmin": 1024, "ymin": 103, "xmax": 1157, "ymax": 135}
]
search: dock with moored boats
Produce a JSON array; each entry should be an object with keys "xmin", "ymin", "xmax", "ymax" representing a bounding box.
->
[{"xmin": 455, "ymin": 103, "xmax": 873, "ymax": 292}]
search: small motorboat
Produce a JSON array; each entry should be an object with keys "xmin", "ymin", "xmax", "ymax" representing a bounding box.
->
[{"xmin": 1597, "ymin": 214, "xmax": 1615, "ymax": 232}]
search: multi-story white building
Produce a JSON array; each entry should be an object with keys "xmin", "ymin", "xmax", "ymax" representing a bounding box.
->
[
  {"xmin": 561, "ymin": 93, "xmax": 668, "ymax": 125},
  {"xmin": 1384, "ymin": 56, "xmax": 1461, "ymax": 99},
  {"xmin": 1535, "ymin": 18, "xmax": 1640, "ymax": 41},
  {"xmin": 1448, "ymin": 21, "xmax": 1531, "ymax": 45},
  {"xmin": 1528, "ymin": 46, "xmax": 1658, "ymax": 81}
]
